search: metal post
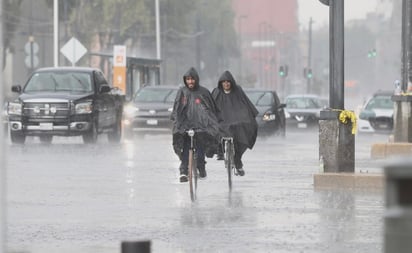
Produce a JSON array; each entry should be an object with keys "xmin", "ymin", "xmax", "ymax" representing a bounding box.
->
[
  {"xmin": 0, "ymin": 0, "xmax": 6, "ymax": 251},
  {"xmin": 393, "ymin": 0, "xmax": 412, "ymax": 143},
  {"xmin": 401, "ymin": 0, "xmax": 410, "ymax": 92},
  {"xmin": 53, "ymin": 0, "xmax": 59, "ymax": 67},
  {"xmin": 330, "ymin": 0, "xmax": 344, "ymax": 109},
  {"xmin": 238, "ymin": 15, "xmax": 247, "ymax": 80},
  {"xmin": 318, "ymin": 0, "xmax": 354, "ymax": 173},
  {"xmin": 307, "ymin": 17, "xmax": 313, "ymax": 93},
  {"xmin": 155, "ymin": 0, "xmax": 161, "ymax": 60}
]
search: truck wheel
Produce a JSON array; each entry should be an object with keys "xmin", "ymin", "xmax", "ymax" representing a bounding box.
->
[
  {"xmin": 10, "ymin": 131, "xmax": 26, "ymax": 144},
  {"xmin": 39, "ymin": 135, "xmax": 53, "ymax": 144},
  {"xmin": 82, "ymin": 122, "xmax": 98, "ymax": 144},
  {"xmin": 108, "ymin": 117, "xmax": 122, "ymax": 143}
]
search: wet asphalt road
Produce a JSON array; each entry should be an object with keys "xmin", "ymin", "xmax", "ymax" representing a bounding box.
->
[{"xmin": 5, "ymin": 129, "xmax": 389, "ymax": 253}]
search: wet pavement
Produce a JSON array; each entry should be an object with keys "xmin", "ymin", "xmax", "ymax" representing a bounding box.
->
[{"xmin": 5, "ymin": 130, "xmax": 388, "ymax": 253}]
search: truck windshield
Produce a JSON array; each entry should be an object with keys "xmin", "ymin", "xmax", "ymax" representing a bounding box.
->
[{"xmin": 24, "ymin": 72, "xmax": 93, "ymax": 92}]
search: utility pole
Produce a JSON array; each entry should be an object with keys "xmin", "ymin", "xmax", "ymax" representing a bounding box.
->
[
  {"xmin": 307, "ymin": 17, "xmax": 313, "ymax": 93},
  {"xmin": 53, "ymin": 0, "xmax": 59, "ymax": 67},
  {"xmin": 155, "ymin": 0, "xmax": 161, "ymax": 60},
  {"xmin": 238, "ymin": 15, "xmax": 247, "ymax": 81},
  {"xmin": 392, "ymin": 0, "xmax": 412, "ymax": 142},
  {"xmin": 401, "ymin": 0, "xmax": 411, "ymax": 93},
  {"xmin": 318, "ymin": 0, "xmax": 355, "ymax": 173},
  {"xmin": 0, "ymin": 0, "xmax": 5, "ymax": 251}
]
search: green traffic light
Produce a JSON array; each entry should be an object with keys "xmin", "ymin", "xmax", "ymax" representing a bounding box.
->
[
  {"xmin": 306, "ymin": 68, "xmax": 312, "ymax": 79},
  {"xmin": 279, "ymin": 66, "xmax": 285, "ymax": 77},
  {"xmin": 368, "ymin": 49, "xmax": 377, "ymax": 58}
]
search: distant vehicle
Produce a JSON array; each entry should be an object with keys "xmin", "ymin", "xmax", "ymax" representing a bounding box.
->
[
  {"xmin": 357, "ymin": 90, "xmax": 393, "ymax": 133},
  {"xmin": 284, "ymin": 94, "xmax": 326, "ymax": 129},
  {"xmin": 243, "ymin": 88, "xmax": 286, "ymax": 136},
  {"xmin": 2, "ymin": 102, "xmax": 8, "ymax": 136},
  {"xmin": 123, "ymin": 85, "xmax": 179, "ymax": 133},
  {"xmin": 7, "ymin": 67, "xmax": 124, "ymax": 144}
]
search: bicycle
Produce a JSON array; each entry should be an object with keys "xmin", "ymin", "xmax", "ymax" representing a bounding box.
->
[
  {"xmin": 221, "ymin": 137, "xmax": 235, "ymax": 191},
  {"xmin": 186, "ymin": 129, "xmax": 198, "ymax": 201}
]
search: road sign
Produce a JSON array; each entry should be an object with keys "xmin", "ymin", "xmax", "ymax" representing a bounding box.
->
[
  {"xmin": 24, "ymin": 41, "xmax": 39, "ymax": 55},
  {"xmin": 113, "ymin": 45, "xmax": 126, "ymax": 93},
  {"xmin": 60, "ymin": 37, "xmax": 87, "ymax": 66},
  {"xmin": 24, "ymin": 56, "xmax": 39, "ymax": 69},
  {"xmin": 24, "ymin": 41, "xmax": 39, "ymax": 68}
]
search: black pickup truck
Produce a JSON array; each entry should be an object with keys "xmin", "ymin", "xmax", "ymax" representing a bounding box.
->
[{"xmin": 7, "ymin": 67, "xmax": 124, "ymax": 144}]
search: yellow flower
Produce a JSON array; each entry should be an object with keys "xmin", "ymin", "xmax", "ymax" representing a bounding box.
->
[{"xmin": 339, "ymin": 110, "xmax": 357, "ymax": 135}]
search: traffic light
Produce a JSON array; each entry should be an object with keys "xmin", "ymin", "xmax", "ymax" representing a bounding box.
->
[
  {"xmin": 279, "ymin": 66, "xmax": 285, "ymax": 77},
  {"xmin": 304, "ymin": 68, "xmax": 313, "ymax": 79},
  {"xmin": 367, "ymin": 49, "xmax": 377, "ymax": 58},
  {"xmin": 278, "ymin": 65, "xmax": 288, "ymax": 78},
  {"xmin": 307, "ymin": 68, "xmax": 313, "ymax": 79}
]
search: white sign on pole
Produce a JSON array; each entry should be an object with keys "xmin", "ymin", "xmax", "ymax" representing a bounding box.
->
[
  {"xmin": 113, "ymin": 45, "xmax": 127, "ymax": 67},
  {"xmin": 60, "ymin": 37, "xmax": 87, "ymax": 66}
]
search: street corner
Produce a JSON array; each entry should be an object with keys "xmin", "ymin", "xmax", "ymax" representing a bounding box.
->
[
  {"xmin": 313, "ymin": 172, "xmax": 384, "ymax": 191},
  {"xmin": 371, "ymin": 142, "xmax": 412, "ymax": 159}
]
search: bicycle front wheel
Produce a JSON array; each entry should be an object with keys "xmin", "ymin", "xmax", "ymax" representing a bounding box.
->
[
  {"xmin": 188, "ymin": 149, "xmax": 197, "ymax": 201},
  {"xmin": 225, "ymin": 141, "xmax": 233, "ymax": 191}
]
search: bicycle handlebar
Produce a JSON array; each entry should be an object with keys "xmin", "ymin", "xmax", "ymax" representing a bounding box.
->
[
  {"xmin": 185, "ymin": 128, "xmax": 206, "ymax": 137},
  {"xmin": 221, "ymin": 136, "xmax": 234, "ymax": 143}
]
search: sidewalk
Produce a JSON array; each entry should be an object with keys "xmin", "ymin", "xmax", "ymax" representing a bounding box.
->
[{"xmin": 314, "ymin": 133, "xmax": 412, "ymax": 190}]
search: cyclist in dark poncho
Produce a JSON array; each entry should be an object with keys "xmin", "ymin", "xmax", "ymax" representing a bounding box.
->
[
  {"xmin": 171, "ymin": 67, "xmax": 222, "ymax": 183},
  {"xmin": 212, "ymin": 70, "xmax": 258, "ymax": 176}
]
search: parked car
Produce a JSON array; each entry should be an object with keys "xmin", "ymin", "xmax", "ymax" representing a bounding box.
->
[
  {"xmin": 243, "ymin": 88, "xmax": 286, "ymax": 136},
  {"xmin": 357, "ymin": 90, "xmax": 393, "ymax": 133},
  {"xmin": 123, "ymin": 85, "xmax": 179, "ymax": 133},
  {"xmin": 7, "ymin": 67, "xmax": 124, "ymax": 144},
  {"xmin": 284, "ymin": 94, "xmax": 326, "ymax": 129}
]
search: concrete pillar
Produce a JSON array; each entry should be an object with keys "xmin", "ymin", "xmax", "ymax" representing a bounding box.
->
[
  {"xmin": 319, "ymin": 110, "xmax": 355, "ymax": 173},
  {"xmin": 384, "ymin": 158, "xmax": 412, "ymax": 253},
  {"xmin": 392, "ymin": 95, "xmax": 412, "ymax": 142}
]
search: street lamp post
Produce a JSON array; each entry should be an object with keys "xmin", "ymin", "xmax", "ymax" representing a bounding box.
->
[
  {"xmin": 53, "ymin": 0, "xmax": 59, "ymax": 67},
  {"xmin": 155, "ymin": 0, "xmax": 161, "ymax": 60},
  {"xmin": 0, "ymin": 1, "xmax": 5, "ymax": 252},
  {"xmin": 318, "ymin": 0, "xmax": 355, "ymax": 174},
  {"xmin": 238, "ymin": 15, "xmax": 247, "ymax": 81}
]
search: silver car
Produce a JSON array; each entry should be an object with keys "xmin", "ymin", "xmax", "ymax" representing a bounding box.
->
[
  {"xmin": 357, "ymin": 90, "xmax": 393, "ymax": 133},
  {"xmin": 123, "ymin": 85, "xmax": 179, "ymax": 133},
  {"xmin": 284, "ymin": 94, "xmax": 327, "ymax": 129}
]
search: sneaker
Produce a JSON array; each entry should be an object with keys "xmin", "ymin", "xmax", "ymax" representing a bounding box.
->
[
  {"xmin": 179, "ymin": 174, "xmax": 188, "ymax": 183},
  {"xmin": 236, "ymin": 168, "xmax": 245, "ymax": 176},
  {"xmin": 198, "ymin": 167, "xmax": 207, "ymax": 179}
]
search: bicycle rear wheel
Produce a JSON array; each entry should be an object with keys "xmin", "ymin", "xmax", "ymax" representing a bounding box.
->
[
  {"xmin": 225, "ymin": 140, "xmax": 233, "ymax": 191},
  {"xmin": 188, "ymin": 149, "xmax": 197, "ymax": 201}
]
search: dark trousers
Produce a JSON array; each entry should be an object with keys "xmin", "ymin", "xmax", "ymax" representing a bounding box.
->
[
  {"xmin": 234, "ymin": 140, "xmax": 248, "ymax": 169},
  {"xmin": 179, "ymin": 135, "xmax": 205, "ymax": 174}
]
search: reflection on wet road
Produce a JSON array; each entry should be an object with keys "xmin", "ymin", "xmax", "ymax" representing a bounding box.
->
[{"xmin": 6, "ymin": 131, "xmax": 387, "ymax": 252}]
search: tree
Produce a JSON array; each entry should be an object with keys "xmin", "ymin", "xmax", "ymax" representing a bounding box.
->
[{"xmin": 2, "ymin": 0, "xmax": 24, "ymax": 70}]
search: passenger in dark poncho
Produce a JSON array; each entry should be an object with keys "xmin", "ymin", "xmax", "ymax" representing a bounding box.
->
[
  {"xmin": 212, "ymin": 70, "xmax": 258, "ymax": 176},
  {"xmin": 171, "ymin": 67, "xmax": 222, "ymax": 183}
]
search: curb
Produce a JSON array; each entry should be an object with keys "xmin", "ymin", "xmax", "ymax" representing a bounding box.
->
[
  {"xmin": 313, "ymin": 172, "xmax": 384, "ymax": 190},
  {"xmin": 371, "ymin": 143, "xmax": 412, "ymax": 159}
]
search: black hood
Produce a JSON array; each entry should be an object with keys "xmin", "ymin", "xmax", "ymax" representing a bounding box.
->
[
  {"xmin": 217, "ymin": 70, "xmax": 238, "ymax": 91},
  {"xmin": 183, "ymin": 67, "xmax": 200, "ymax": 90}
]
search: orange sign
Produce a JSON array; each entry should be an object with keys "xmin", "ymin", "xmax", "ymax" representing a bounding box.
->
[{"xmin": 113, "ymin": 45, "xmax": 126, "ymax": 93}]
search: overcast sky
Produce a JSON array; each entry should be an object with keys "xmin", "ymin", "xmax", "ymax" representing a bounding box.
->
[{"xmin": 298, "ymin": 0, "xmax": 392, "ymax": 29}]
